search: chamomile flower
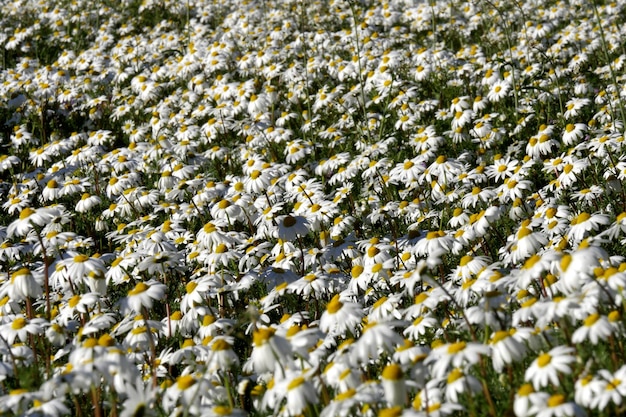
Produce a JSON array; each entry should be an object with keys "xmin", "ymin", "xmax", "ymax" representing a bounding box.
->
[
  {"xmin": 319, "ymin": 294, "xmax": 364, "ymax": 336},
  {"xmin": 246, "ymin": 326, "xmax": 293, "ymax": 376},
  {"xmin": 75, "ymin": 193, "xmax": 101, "ymax": 213},
  {"xmin": 489, "ymin": 329, "xmax": 527, "ymax": 372},
  {"xmin": 122, "ymin": 279, "xmax": 167, "ymax": 314},
  {"xmin": 381, "ymin": 363, "xmax": 407, "ymax": 407},
  {"xmin": 7, "ymin": 206, "xmax": 61, "ymax": 238},
  {"xmin": 487, "ymin": 80, "xmax": 511, "ymax": 102},
  {"xmin": 567, "ymin": 212, "xmax": 610, "ymax": 243},
  {"xmin": 275, "ymin": 214, "xmax": 310, "ymax": 241},
  {"xmin": 588, "ymin": 367, "xmax": 626, "ymax": 411},
  {"xmin": 119, "ymin": 377, "xmax": 157, "ymax": 417},
  {"xmin": 426, "ymin": 341, "xmax": 490, "ymax": 378},
  {"xmin": 445, "ymin": 367, "xmax": 482, "ymax": 402},
  {"xmin": 571, "ymin": 312, "xmax": 614, "ymax": 344},
  {"xmin": 351, "ymin": 320, "xmax": 404, "ymax": 364},
  {"xmin": 1, "ymin": 315, "xmax": 44, "ymax": 345},
  {"xmin": 562, "ymin": 123, "xmax": 587, "ymax": 146},
  {"xmin": 525, "ymin": 346, "xmax": 576, "ymax": 390},
  {"xmin": 8, "ymin": 267, "xmax": 42, "ymax": 300}
]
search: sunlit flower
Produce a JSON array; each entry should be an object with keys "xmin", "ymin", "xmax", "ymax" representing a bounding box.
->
[
  {"xmin": 487, "ymin": 80, "xmax": 511, "ymax": 102},
  {"xmin": 123, "ymin": 279, "xmax": 167, "ymax": 313},
  {"xmin": 319, "ymin": 294, "xmax": 364, "ymax": 336},
  {"xmin": 445, "ymin": 367, "xmax": 482, "ymax": 402},
  {"xmin": 381, "ymin": 363, "xmax": 407, "ymax": 407},
  {"xmin": 246, "ymin": 326, "xmax": 293, "ymax": 375},
  {"xmin": 0, "ymin": 315, "xmax": 43, "ymax": 345},
  {"xmin": 7, "ymin": 207, "xmax": 61, "ymax": 237},
  {"xmin": 427, "ymin": 341, "xmax": 490, "ymax": 378},
  {"xmin": 275, "ymin": 214, "xmax": 310, "ymax": 241},
  {"xmin": 489, "ymin": 328, "xmax": 527, "ymax": 372},
  {"xmin": 8, "ymin": 267, "xmax": 42, "ymax": 300},
  {"xmin": 571, "ymin": 312, "xmax": 614, "ymax": 344},
  {"xmin": 525, "ymin": 346, "xmax": 576, "ymax": 390}
]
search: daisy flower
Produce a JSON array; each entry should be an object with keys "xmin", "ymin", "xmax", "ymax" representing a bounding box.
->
[
  {"xmin": 445, "ymin": 367, "xmax": 482, "ymax": 403},
  {"xmin": 589, "ymin": 367, "xmax": 626, "ymax": 411},
  {"xmin": 119, "ymin": 377, "xmax": 157, "ymax": 417},
  {"xmin": 524, "ymin": 345, "xmax": 576, "ymax": 390},
  {"xmin": 205, "ymin": 336, "xmax": 240, "ymax": 372},
  {"xmin": 1, "ymin": 315, "xmax": 44, "ymax": 345},
  {"xmin": 562, "ymin": 123, "xmax": 587, "ymax": 146},
  {"xmin": 571, "ymin": 312, "xmax": 614, "ymax": 344},
  {"xmin": 7, "ymin": 206, "xmax": 61, "ymax": 238},
  {"xmin": 246, "ymin": 326, "xmax": 293, "ymax": 376},
  {"xmin": 563, "ymin": 97, "xmax": 591, "ymax": 119},
  {"xmin": 427, "ymin": 341, "xmax": 490, "ymax": 378},
  {"xmin": 487, "ymin": 80, "xmax": 511, "ymax": 102},
  {"xmin": 8, "ymin": 267, "xmax": 42, "ymax": 300},
  {"xmin": 351, "ymin": 320, "xmax": 404, "ymax": 364},
  {"xmin": 489, "ymin": 329, "xmax": 527, "ymax": 372},
  {"xmin": 486, "ymin": 156, "xmax": 518, "ymax": 181},
  {"xmin": 319, "ymin": 294, "xmax": 364, "ymax": 336},
  {"xmin": 514, "ymin": 384, "xmax": 546, "ymax": 417},
  {"xmin": 162, "ymin": 374, "xmax": 212, "ymax": 412},
  {"xmin": 275, "ymin": 214, "xmax": 310, "ymax": 241},
  {"xmin": 122, "ymin": 279, "xmax": 167, "ymax": 314},
  {"xmin": 278, "ymin": 371, "xmax": 319, "ymax": 416},
  {"xmin": 567, "ymin": 212, "xmax": 610, "ymax": 243},
  {"xmin": 531, "ymin": 394, "xmax": 586, "ymax": 417},
  {"xmin": 414, "ymin": 230, "xmax": 455, "ymax": 257},
  {"xmin": 381, "ymin": 363, "xmax": 407, "ymax": 407},
  {"xmin": 75, "ymin": 193, "xmax": 101, "ymax": 213}
]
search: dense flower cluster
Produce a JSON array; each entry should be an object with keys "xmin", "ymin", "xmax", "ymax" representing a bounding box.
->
[{"xmin": 1, "ymin": 0, "xmax": 626, "ymax": 416}]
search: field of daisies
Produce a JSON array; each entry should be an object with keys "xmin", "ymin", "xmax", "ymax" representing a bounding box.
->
[{"xmin": 4, "ymin": 0, "xmax": 626, "ymax": 416}]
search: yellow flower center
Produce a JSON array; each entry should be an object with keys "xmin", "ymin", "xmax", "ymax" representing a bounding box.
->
[
  {"xmin": 288, "ymin": 376, "xmax": 305, "ymax": 390},
  {"xmin": 382, "ymin": 363, "xmax": 403, "ymax": 381},
  {"xmin": 129, "ymin": 282, "xmax": 149, "ymax": 296},
  {"xmin": 335, "ymin": 388, "xmax": 356, "ymax": 401},
  {"xmin": 253, "ymin": 327, "xmax": 275, "ymax": 346},
  {"xmin": 74, "ymin": 254, "xmax": 89, "ymax": 263},
  {"xmin": 459, "ymin": 255, "xmax": 472, "ymax": 266},
  {"xmin": 98, "ymin": 334, "xmax": 115, "ymax": 347},
  {"xmin": 327, "ymin": 294, "xmax": 343, "ymax": 313},
  {"xmin": 203, "ymin": 222, "xmax": 216, "ymax": 233},
  {"xmin": 186, "ymin": 282, "xmax": 198, "ymax": 293},
  {"xmin": 19, "ymin": 207, "xmax": 35, "ymax": 220},
  {"xmin": 560, "ymin": 254, "xmax": 572, "ymax": 272},
  {"xmin": 211, "ymin": 339, "xmax": 231, "ymax": 351},
  {"xmin": 490, "ymin": 330, "xmax": 510, "ymax": 344},
  {"xmin": 517, "ymin": 383, "xmax": 534, "ymax": 396},
  {"xmin": 12, "ymin": 317, "xmax": 26, "ymax": 330},
  {"xmin": 447, "ymin": 341, "xmax": 466, "ymax": 354},
  {"xmin": 584, "ymin": 313, "xmax": 600, "ymax": 327},
  {"xmin": 379, "ymin": 406, "xmax": 403, "ymax": 417},
  {"xmin": 69, "ymin": 294, "xmax": 81, "ymax": 308},
  {"xmin": 572, "ymin": 212, "xmax": 590, "ymax": 225},
  {"xmin": 83, "ymin": 337, "xmax": 98, "ymax": 348},
  {"xmin": 537, "ymin": 353, "xmax": 552, "ymax": 367},
  {"xmin": 447, "ymin": 368, "xmax": 463, "ymax": 383},
  {"xmin": 351, "ymin": 265, "xmax": 364, "ymax": 278},
  {"xmin": 547, "ymin": 394, "xmax": 566, "ymax": 407},
  {"xmin": 213, "ymin": 405, "xmax": 232, "ymax": 416},
  {"xmin": 177, "ymin": 375, "xmax": 196, "ymax": 390}
]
